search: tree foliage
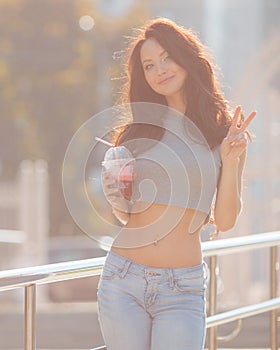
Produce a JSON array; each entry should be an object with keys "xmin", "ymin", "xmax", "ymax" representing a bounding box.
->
[{"xmin": 0, "ymin": 0, "xmax": 147, "ymax": 235}]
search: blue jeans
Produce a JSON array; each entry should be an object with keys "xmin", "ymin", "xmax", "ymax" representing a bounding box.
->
[{"xmin": 97, "ymin": 251, "xmax": 208, "ymax": 350}]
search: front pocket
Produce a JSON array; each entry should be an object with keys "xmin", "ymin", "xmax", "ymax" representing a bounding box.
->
[
  {"xmin": 101, "ymin": 262, "xmax": 122, "ymax": 280},
  {"xmin": 174, "ymin": 274, "xmax": 205, "ymax": 295}
]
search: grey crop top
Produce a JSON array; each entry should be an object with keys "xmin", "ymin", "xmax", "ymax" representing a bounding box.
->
[{"xmin": 126, "ymin": 114, "xmax": 222, "ymax": 217}]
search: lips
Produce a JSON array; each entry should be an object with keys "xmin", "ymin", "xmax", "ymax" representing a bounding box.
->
[{"xmin": 158, "ymin": 75, "xmax": 175, "ymax": 85}]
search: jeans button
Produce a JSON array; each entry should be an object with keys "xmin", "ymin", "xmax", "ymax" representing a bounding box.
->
[{"xmin": 147, "ymin": 271, "xmax": 153, "ymax": 277}]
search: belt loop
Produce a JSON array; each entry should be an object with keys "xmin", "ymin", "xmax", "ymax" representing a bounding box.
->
[
  {"xmin": 168, "ymin": 268, "xmax": 174, "ymax": 288},
  {"xmin": 120, "ymin": 260, "xmax": 131, "ymax": 279}
]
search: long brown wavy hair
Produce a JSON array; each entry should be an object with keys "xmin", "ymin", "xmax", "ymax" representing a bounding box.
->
[{"xmin": 112, "ymin": 17, "xmax": 234, "ymax": 150}]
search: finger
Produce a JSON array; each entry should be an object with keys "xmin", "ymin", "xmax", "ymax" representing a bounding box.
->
[
  {"xmin": 106, "ymin": 186, "xmax": 122, "ymax": 196},
  {"xmin": 235, "ymin": 132, "xmax": 248, "ymax": 142},
  {"xmin": 229, "ymin": 106, "xmax": 242, "ymax": 133},
  {"xmin": 102, "ymin": 176, "xmax": 116, "ymax": 185},
  {"xmin": 244, "ymin": 129, "xmax": 253, "ymax": 142},
  {"xmin": 224, "ymin": 131, "xmax": 247, "ymax": 146},
  {"xmin": 107, "ymin": 190, "xmax": 121, "ymax": 197},
  {"xmin": 232, "ymin": 138, "xmax": 247, "ymax": 148},
  {"xmin": 240, "ymin": 111, "xmax": 257, "ymax": 131},
  {"xmin": 228, "ymin": 143, "xmax": 248, "ymax": 160},
  {"xmin": 223, "ymin": 132, "xmax": 242, "ymax": 143},
  {"xmin": 102, "ymin": 173, "xmax": 117, "ymax": 185},
  {"xmin": 102, "ymin": 171, "xmax": 110, "ymax": 179}
]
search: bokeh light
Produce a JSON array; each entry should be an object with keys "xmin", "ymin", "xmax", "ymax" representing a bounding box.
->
[{"xmin": 79, "ymin": 15, "xmax": 95, "ymax": 31}]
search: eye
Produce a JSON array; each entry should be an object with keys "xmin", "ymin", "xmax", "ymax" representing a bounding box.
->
[
  {"xmin": 162, "ymin": 55, "xmax": 171, "ymax": 63},
  {"xmin": 144, "ymin": 63, "xmax": 154, "ymax": 71}
]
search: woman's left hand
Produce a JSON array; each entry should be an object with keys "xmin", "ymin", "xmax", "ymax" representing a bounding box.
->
[{"xmin": 220, "ymin": 106, "xmax": 256, "ymax": 163}]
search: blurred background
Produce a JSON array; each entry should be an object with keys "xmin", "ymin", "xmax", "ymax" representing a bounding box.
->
[{"xmin": 0, "ymin": 0, "xmax": 279, "ymax": 348}]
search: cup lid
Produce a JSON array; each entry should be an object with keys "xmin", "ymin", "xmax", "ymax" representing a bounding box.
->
[{"xmin": 104, "ymin": 146, "xmax": 133, "ymax": 161}]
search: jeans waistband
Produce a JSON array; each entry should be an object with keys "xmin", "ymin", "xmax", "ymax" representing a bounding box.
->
[{"xmin": 105, "ymin": 250, "xmax": 207, "ymax": 279}]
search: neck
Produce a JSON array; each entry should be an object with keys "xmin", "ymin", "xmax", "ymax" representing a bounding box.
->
[{"xmin": 166, "ymin": 93, "xmax": 186, "ymax": 115}]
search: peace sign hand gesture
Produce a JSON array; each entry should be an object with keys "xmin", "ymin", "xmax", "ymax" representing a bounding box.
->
[{"xmin": 220, "ymin": 106, "xmax": 257, "ymax": 163}]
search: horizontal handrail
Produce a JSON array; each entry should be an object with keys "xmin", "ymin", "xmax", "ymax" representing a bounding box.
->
[
  {"xmin": 202, "ymin": 230, "xmax": 280, "ymax": 257},
  {"xmin": 0, "ymin": 257, "xmax": 105, "ymax": 292},
  {"xmin": 207, "ymin": 297, "xmax": 280, "ymax": 328},
  {"xmin": 0, "ymin": 231, "xmax": 279, "ymax": 292},
  {"xmin": 0, "ymin": 229, "xmax": 26, "ymax": 244}
]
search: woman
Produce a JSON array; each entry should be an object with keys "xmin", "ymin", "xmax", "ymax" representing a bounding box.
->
[{"xmin": 97, "ymin": 18, "xmax": 256, "ymax": 350}]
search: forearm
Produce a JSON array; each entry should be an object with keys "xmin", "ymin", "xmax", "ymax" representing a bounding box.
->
[
  {"xmin": 212, "ymin": 105, "xmax": 256, "ymax": 234},
  {"xmin": 214, "ymin": 158, "xmax": 242, "ymax": 231}
]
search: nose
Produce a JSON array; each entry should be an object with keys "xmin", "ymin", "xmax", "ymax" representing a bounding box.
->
[{"xmin": 157, "ymin": 62, "xmax": 167, "ymax": 75}]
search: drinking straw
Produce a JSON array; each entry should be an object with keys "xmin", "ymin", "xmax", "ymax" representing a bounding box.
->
[{"xmin": 95, "ymin": 137, "xmax": 114, "ymax": 147}]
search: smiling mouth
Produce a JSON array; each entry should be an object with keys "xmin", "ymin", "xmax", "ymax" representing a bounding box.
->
[{"xmin": 158, "ymin": 76, "xmax": 174, "ymax": 85}]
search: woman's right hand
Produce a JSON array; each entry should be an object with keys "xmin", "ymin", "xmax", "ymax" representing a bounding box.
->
[{"xmin": 102, "ymin": 171, "xmax": 132, "ymax": 213}]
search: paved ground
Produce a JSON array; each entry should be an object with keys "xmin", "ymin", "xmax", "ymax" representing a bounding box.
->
[{"xmin": 0, "ymin": 301, "xmax": 279, "ymax": 350}]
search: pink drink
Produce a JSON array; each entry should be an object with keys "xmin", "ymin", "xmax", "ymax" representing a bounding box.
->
[{"xmin": 102, "ymin": 146, "xmax": 135, "ymax": 201}]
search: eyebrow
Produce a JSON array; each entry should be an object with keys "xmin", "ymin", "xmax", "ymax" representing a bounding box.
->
[{"xmin": 142, "ymin": 50, "xmax": 167, "ymax": 64}]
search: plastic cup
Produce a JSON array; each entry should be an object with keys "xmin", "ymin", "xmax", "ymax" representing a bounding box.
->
[{"xmin": 102, "ymin": 146, "xmax": 135, "ymax": 201}]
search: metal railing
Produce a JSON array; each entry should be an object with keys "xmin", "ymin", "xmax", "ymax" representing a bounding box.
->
[
  {"xmin": 0, "ymin": 231, "xmax": 279, "ymax": 350},
  {"xmin": 203, "ymin": 231, "xmax": 280, "ymax": 350},
  {"xmin": 0, "ymin": 229, "xmax": 26, "ymax": 244}
]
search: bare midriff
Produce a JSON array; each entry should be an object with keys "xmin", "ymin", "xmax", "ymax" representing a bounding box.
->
[{"xmin": 111, "ymin": 202, "xmax": 205, "ymax": 268}]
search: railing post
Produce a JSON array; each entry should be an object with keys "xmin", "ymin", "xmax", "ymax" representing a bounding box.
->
[
  {"xmin": 24, "ymin": 284, "xmax": 36, "ymax": 350},
  {"xmin": 208, "ymin": 255, "xmax": 218, "ymax": 350},
  {"xmin": 270, "ymin": 246, "xmax": 278, "ymax": 350}
]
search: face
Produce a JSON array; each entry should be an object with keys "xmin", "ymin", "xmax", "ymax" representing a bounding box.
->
[{"xmin": 140, "ymin": 38, "xmax": 187, "ymax": 99}]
